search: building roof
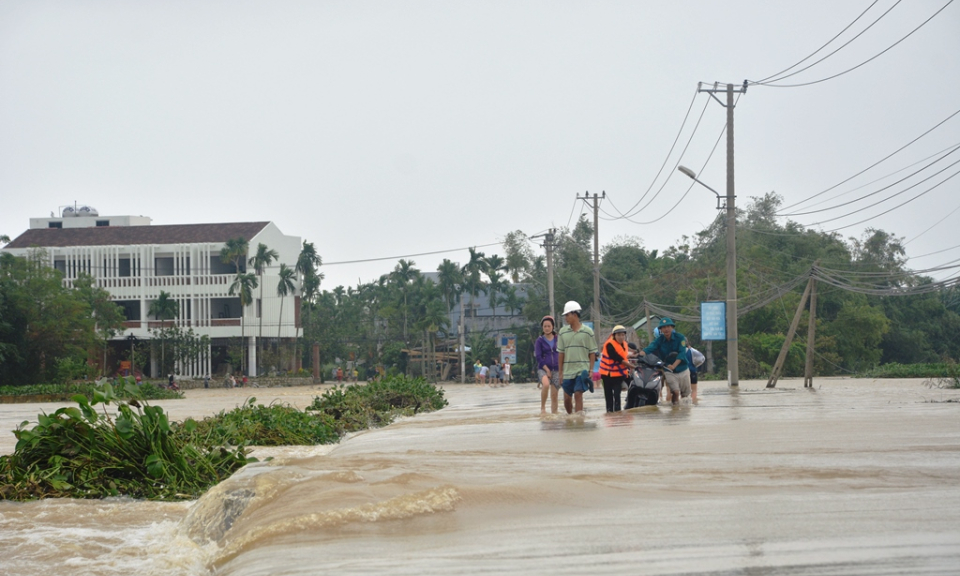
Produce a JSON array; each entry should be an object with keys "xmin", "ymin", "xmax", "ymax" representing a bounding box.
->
[{"xmin": 4, "ymin": 222, "xmax": 271, "ymax": 249}]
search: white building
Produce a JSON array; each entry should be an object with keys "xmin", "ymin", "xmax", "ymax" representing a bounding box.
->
[{"xmin": 2, "ymin": 210, "xmax": 302, "ymax": 378}]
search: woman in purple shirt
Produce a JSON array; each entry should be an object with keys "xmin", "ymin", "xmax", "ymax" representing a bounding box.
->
[{"xmin": 536, "ymin": 315, "xmax": 560, "ymax": 414}]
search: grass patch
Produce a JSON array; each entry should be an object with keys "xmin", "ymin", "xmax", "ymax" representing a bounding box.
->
[
  {"xmin": 859, "ymin": 362, "xmax": 960, "ymax": 380},
  {"xmin": 0, "ymin": 381, "xmax": 182, "ymax": 402}
]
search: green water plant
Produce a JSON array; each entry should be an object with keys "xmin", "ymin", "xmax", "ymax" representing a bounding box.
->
[
  {"xmin": 189, "ymin": 398, "xmax": 339, "ymax": 446},
  {"xmin": 0, "ymin": 378, "xmax": 249, "ymax": 501},
  {"xmin": 308, "ymin": 375, "xmax": 447, "ymax": 434}
]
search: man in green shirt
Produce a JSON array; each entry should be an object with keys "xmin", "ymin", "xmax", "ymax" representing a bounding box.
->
[{"xmin": 556, "ymin": 300, "xmax": 598, "ymax": 414}]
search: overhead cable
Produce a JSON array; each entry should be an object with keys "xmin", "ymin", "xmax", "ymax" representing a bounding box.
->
[{"xmin": 755, "ymin": 0, "xmax": 955, "ymax": 88}]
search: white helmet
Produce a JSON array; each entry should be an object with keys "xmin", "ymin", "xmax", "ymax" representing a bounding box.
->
[{"xmin": 562, "ymin": 300, "xmax": 581, "ymax": 315}]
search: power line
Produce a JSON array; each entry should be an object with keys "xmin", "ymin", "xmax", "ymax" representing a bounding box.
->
[
  {"xmin": 753, "ymin": 0, "xmax": 902, "ymax": 85},
  {"xmin": 817, "ymin": 166, "xmax": 960, "ymax": 231},
  {"xmin": 753, "ymin": 0, "xmax": 883, "ymax": 84},
  {"xmin": 323, "ymin": 242, "xmax": 503, "ymax": 266},
  {"xmin": 778, "ymin": 108, "xmax": 960, "ymax": 212},
  {"xmin": 755, "ymin": 0, "xmax": 956, "ymax": 88},
  {"xmin": 615, "ymin": 90, "xmax": 704, "ymax": 218},
  {"xmin": 779, "ymin": 146, "xmax": 960, "ymax": 217}
]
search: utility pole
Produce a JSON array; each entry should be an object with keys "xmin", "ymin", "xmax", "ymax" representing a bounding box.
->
[
  {"xmin": 577, "ymin": 191, "xmax": 605, "ymax": 348},
  {"xmin": 459, "ymin": 287, "xmax": 466, "ymax": 384},
  {"xmin": 544, "ymin": 229, "xmax": 556, "ymax": 322},
  {"xmin": 530, "ymin": 229, "xmax": 558, "ymax": 323},
  {"xmin": 698, "ymin": 81, "xmax": 747, "ymax": 386},
  {"xmin": 804, "ymin": 274, "xmax": 818, "ymax": 388}
]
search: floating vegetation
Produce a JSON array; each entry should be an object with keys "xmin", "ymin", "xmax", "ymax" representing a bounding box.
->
[
  {"xmin": 0, "ymin": 375, "xmax": 447, "ymax": 501},
  {"xmin": 0, "ymin": 378, "xmax": 248, "ymax": 501},
  {"xmin": 307, "ymin": 375, "xmax": 448, "ymax": 434}
]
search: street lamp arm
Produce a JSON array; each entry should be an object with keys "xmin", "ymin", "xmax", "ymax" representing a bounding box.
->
[{"xmin": 677, "ymin": 165, "xmax": 722, "ymax": 200}]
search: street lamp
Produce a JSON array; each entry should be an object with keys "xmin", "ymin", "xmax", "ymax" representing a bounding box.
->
[{"xmin": 677, "ymin": 165, "xmax": 739, "ymax": 387}]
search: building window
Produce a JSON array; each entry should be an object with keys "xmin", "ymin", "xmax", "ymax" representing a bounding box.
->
[
  {"xmin": 96, "ymin": 220, "xmax": 109, "ymax": 227},
  {"xmin": 118, "ymin": 258, "xmax": 132, "ymax": 277},
  {"xmin": 155, "ymin": 257, "xmax": 174, "ymax": 276},
  {"xmin": 48, "ymin": 221, "xmax": 62, "ymax": 229},
  {"xmin": 116, "ymin": 300, "xmax": 141, "ymax": 321},
  {"xmin": 256, "ymin": 299, "xmax": 261, "ymax": 318},
  {"xmin": 53, "ymin": 260, "xmax": 66, "ymax": 274}
]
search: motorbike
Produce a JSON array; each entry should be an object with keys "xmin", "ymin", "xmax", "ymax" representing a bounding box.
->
[{"xmin": 624, "ymin": 353, "xmax": 664, "ymax": 409}]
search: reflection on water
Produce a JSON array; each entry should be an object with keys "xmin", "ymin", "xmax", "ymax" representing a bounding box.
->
[{"xmin": 1, "ymin": 378, "xmax": 959, "ymax": 576}]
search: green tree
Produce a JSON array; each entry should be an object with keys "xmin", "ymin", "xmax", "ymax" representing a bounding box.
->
[
  {"xmin": 249, "ymin": 242, "xmax": 278, "ymax": 375},
  {"xmin": 220, "ymin": 237, "xmax": 249, "ymax": 274},
  {"xmin": 148, "ymin": 291, "xmax": 179, "ymax": 376},
  {"xmin": 389, "ymin": 259, "xmax": 419, "ymax": 343},
  {"xmin": 73, "ymin": 273, "xmax": 125, "ymax": 374},
  {"xmin": 229, "ymin": 272, "xmax": 258, "ymax": 375},
  {"xmin": 276, "ymin": 263, "xmax": 296, "ymax": 372}
]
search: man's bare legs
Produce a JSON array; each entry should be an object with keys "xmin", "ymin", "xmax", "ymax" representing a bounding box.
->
[{"xmin": 564, "ymin": 391, "xmax": 584, "ymax": 414}]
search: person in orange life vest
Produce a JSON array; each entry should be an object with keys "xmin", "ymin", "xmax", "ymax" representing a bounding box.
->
[{"xmin": 600, "ymin": 325, "xmax": 635, "ymax": 412}]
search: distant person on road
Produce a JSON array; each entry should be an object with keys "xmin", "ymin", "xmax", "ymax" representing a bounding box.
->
[
  {"xmin": 640, "ymin": 318, "xmax": 690, "ymax": 405},
  {"xmin": 478, "ymin": 364, "xmax": 488, "ymax": 385},
  {"xmin": 600, "ymin": 325, "xmax": 635, "ymax": 412},
  {"xmin": 503, "ymin": 361, "xmax": 511, "ymax": 384},
  {"xmin": 474, "ymin": 360, "xmax": 482, "ymax": 383},
  {"xmin": 536, "ymin": 315, "xmax": 560, "ymax": 415},
  {"xmin": 557, "ymin": 301, "xmax": 598, "ymax": 414}
]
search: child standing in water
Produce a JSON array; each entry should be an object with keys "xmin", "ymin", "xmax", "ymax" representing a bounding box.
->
[{"xmin": 536, "ymin": 315, "xmax": 560, "ymax": 414}]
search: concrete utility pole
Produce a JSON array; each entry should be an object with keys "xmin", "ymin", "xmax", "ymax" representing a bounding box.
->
[
  {"xmin": 698, "ymin": 81, "xmax": 747, "ymax": 386},
  {"xmin": 804, "ymin": 274, "xmax": 818, "ymax": 388},
  {"xmin": 544, "ymin": 229, "xmax": 556, "ymax": 323},
  {"xmin": 577, "ymin": 191, "xmax": 605, "ymax": 348},
  {"xmin": 530, "ymin": 229, "xmax": 558, "ymax": 323},
  {"xmin": 459, "ymin": 287, "xmax": 466, "ymax": 384}
]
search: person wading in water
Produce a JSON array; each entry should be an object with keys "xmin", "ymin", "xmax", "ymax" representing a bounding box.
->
[
  {"xmin": 556, "ymin": 301, "xmax": 598, "ymax": 415},
  {"xmin": 536, "ymin": 315, "xmax": 560, "ymax": 415},
  {"xmin": 600, "ymin": 325, "xmax": 635, "ymax": 412}
]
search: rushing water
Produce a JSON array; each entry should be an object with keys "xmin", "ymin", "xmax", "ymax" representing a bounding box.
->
[{"xmin": 2, "ymin": 378, "xmax": 959, "ymax": 575}]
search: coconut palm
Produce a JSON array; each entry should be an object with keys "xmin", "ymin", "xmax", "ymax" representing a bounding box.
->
[
  {"xmin": 249, "ymin": 243, "xmax": 278, "ymax": 375},
  {"xmin": 148, "ymin": 290, "xmax": 179, "ymax": 376},
  {"xmin": 229, "ymin": 272, "xmax": 258, "ymax": 375},
  {"xmin": 276, "ymin": 263, "xmax": 296, "ymax": 372},
  {"xmin": 484, "ymin": 254, "xmax": 507, "ymax": 327}
]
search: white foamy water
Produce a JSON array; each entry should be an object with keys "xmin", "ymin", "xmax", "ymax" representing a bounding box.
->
[{"xmin": 1, "ymin": 378, "xmax": 959, "ymax": 575}]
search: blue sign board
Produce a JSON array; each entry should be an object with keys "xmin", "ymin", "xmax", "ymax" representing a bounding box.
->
[{"xmin": 701, "ymin": 302, "xmax": 726, "ymax": 340}]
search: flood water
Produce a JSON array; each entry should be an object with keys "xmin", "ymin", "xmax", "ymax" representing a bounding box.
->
[{"xmin": 2, "ymin": 378, "xmax": 959, "ymax": 575}]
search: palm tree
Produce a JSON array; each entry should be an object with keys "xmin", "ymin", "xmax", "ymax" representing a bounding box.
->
[
  {"xmin": 484, "ymin": 254, "xmax": 507, "ymax": 327},
  {"xmin": 436, "ymin": 259, "xmax": 463, "ymax": 322},
  {"xmin": 220, "ymin": 237, "xmax": 249, "ymax": 274},
  {"xmin": 276, "ymin": 264, "xmax": 296, "ymax": 372},
  {"xmin": 148, "ymin": 290, "xmax": 179, "ymax": 376},
  {"xmin": 389, "ymin": 259, "xmax": 419, "ymax": 343},
  {"xmin": 229, "ymin": 272, "xmax": 258, "ymax": 375},
  {"xmin": 461, "ymin": 248, "xmax": 488, "ymax": 319},
  {"xmin": 249, "ymin": 243, "xmax": 278, "ymax": 375}
]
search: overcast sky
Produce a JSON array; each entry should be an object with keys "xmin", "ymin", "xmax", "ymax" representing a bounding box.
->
[{"xmin": 2, "ymin": 1, "xmax": 958, "ymax": 289}]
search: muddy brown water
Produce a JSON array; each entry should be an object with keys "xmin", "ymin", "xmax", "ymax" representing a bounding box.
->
[{"xmin": 1, "ymin": 378, "xmax": 958, "ymax": 575}]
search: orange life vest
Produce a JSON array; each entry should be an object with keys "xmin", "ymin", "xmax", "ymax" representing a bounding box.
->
[{"xmin": 599, "ymin": 337, "xmax": 630, "ymax": 378}]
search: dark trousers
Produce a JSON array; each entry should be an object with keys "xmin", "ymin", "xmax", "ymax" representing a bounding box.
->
[{"xmin": 601, "ymin": 375, "xmax": 625, "ymax": 412}]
